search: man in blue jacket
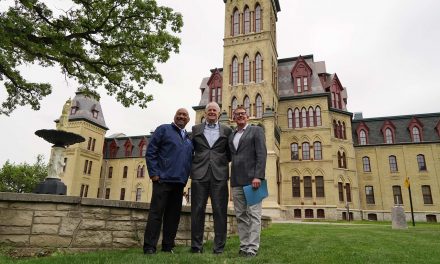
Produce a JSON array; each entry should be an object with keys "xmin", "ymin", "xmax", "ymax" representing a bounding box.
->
[{"xmin": 143, "ymin": 108, "xmax": 193, "ymax": 254}]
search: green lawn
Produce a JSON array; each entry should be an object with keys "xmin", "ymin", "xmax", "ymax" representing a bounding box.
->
[{"xmin": 1, "ymin": 222, "xmax": 439, "ymax": 264}]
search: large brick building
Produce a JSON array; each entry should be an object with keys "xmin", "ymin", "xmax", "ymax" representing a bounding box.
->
[{"xmin": 57, "ymin": 0, "xmax": 440, "ymax": 222}]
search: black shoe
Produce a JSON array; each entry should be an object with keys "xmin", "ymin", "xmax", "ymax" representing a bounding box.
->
[
  {"xmin": 239, "ymin": 250, "xmax": 247, "ymax": 256},
  {"xmin": 191, "ymin": 248, "xmax": 203, "ymax": 253},
  {"xmin": 144, "ymin": 249, "xmax": 156, "ymax": 255},
  {"xmin": 245, "ymin": 251, "xmax": 257, "ymax": 258},
  {"xmin": 213, "ymin": 250, "xmax": 223, "ymax": 254}
]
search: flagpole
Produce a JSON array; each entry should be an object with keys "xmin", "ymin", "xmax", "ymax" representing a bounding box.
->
[{"xmin": 405, "ymin": 177, "xmax": 415, "ymax": 227}]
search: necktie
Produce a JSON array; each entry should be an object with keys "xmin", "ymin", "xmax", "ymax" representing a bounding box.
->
[{"xmin": 181, "ymin": 129, "xmax": 186, "ymax": 139}]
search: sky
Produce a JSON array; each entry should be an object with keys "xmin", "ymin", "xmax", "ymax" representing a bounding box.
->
[{"xmin": 1, "ymin": 0, "xmax": 440, "ymax": 165}]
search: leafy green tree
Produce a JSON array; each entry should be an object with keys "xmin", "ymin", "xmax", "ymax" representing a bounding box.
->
[
  {"xmin": 0, "ymin": 155, "xmax": 48, "ymax": 193},
  {"xmin": 0, "ymin": 0, "xmax": 183, "ymax": 115}
]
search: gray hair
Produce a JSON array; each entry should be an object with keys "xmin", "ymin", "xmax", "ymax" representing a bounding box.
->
[{"xmin": 205, "ymin": 102, "xmax": 220, "ymax": 113}]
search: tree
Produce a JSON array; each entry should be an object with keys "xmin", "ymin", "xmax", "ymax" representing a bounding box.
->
[
  {"xmin": 0, "ymin": 0, "xmax": 183, "ymax": 115},
  {"xmin": 0, "ymin": 155, "xmax": 48, "ymax": 193}
]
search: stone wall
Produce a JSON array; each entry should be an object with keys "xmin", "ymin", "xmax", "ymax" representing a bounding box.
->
[{"xmin": 0, "ymin": 192, "xmax": 271, "ymax": 250}]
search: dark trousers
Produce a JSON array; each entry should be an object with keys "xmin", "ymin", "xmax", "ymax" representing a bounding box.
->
[
  {"xmin": 191, "ymin": 169, "xmax": 228, "ymax": 252},
  {"xmin": 143, "ymin": 181, "xmax": 184, "ymax": 252}
]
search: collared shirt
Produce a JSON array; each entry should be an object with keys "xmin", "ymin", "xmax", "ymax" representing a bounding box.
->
[
  {"xmin": 233, "ymin": 124, "xmax": 248, "ymax": 150},
  {"xmin": 204, "ymin": 122, "xmax": 220, "ymax": 147}
]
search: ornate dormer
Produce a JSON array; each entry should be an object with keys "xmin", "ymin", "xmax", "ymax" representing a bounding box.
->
[
  {"xmin": 325, "ymin": 74, "xmax": 346, "ymax": 110},
  {"xmin": 381, "ymin": 120, "xmax": 396, "ymax": 144},
  {"xmin": 408, "ymin": 117, "xmax": 424, "ymax": 142},
  {"xmin": 207, "ymin": 68, "xmax": 223, "ymax": 104},
  {"xmin": 69, "ymin": 91, "xmax": 108, "ymax": 130},
  {"xmin": 356, "ymin": 121, "xmax": 370, "ymax": 145},
  {"xmin": 291, "ymin": 56, "xmax": 313, "ymax": 94}
]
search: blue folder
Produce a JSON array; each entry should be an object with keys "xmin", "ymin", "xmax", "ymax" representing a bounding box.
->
[{"xmin": 243, "ymin": 180, "xmax": 268, "ymax": 206}]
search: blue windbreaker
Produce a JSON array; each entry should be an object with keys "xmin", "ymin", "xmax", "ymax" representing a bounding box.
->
[{"xmin": 145, "ymin": 123, "xmax": 193, "ymax": 184}]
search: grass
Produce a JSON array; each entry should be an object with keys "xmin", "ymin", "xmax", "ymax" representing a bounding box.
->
[{"xmin": 1, "ymin": 222, "xmax": 439, "ymax": 264}]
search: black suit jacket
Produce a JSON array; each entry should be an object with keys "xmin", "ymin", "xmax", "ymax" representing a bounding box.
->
[
  {"xmin": 191, "ymin": 123, "xmax": 232, "ymax": 181},
  {"xmin": 229, "ymin": 125, "xmax": 267, "ymax": 187}
]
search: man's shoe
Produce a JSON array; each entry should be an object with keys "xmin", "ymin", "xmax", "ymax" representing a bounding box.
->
[
  {"xmin": 239, "ymin": 250, "xmax": 247, "ymax": 256},
  {"xmin": 213, "ymin": 250, "xmax": 223, "ymax": 254},
  {"xmin": 245, "ymin": 251, "xmax": 257, "ymax": 258},
  {"xmin": 144, "ymin": 249, "xmax": 156, "ymax": 254},
  {"xmin": 190, "ymin": 248, "xmax": 203, "ymax": 253}
]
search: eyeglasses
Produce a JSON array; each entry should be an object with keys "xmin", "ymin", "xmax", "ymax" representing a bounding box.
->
[{"xmin": 234, "ymin": 112, "xmax": 247, "ymax": 117}]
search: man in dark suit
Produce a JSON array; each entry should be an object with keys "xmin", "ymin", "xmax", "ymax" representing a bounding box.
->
[
  {"xmin": 190, "ymin": 101, "xmax": 232, "ymax": 254},
  {"xmin": 229, "ymin": 106, "xmax": 267, "ymax": 258}
]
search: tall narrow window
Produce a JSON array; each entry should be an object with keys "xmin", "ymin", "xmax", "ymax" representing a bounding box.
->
[
  {"xmin": 385, "ymin": 128, "xmax": 393, "ymax": 144},
  {"xmin": 362, "ymin": 156, "xmax": 371, "ymax": 172},
  {"xmin": 108, "ymin": 166, "xmax": 113, "ymax": 178},
  {"xmin": 313, "ymin": 141, "xmax": 322, "ymax": 160},
  {"xmin": 92, "ymin": 138, "xmax": 96, "ymax": 151},
  {"xmin": 389, "ymin": 155, "xmax": 398, "ymax": 172},
  {"xmin": 123, "ymin": 166, "xmax": 128, "ymax": 178},
  {"xmin": 87, "ymin": 137, "xmax": 92, "ymax": 150},
  {"xmin": 105, "ymin": 188, "xmax": 110, "ymax": 199},
  {"xmin": 136, "ymin": 188, "xmax": 142, "ymax": 201},
  {"xmin": 244, "ymin": 7, "xmax": 250, "ymax": 34},
  {"xmin": 333, "ymin": 120, "xmax": 338, "ymax": 138},
  {"xmin": 232, "ymin": 57, "xmax": 238, "ymax": 85},
  {"xmin": 244, "ymin": 96, "xmax": 250, "ymax": 116},
  {"xmin": 255, "ymin": 53, "xmax": 262, "ymax": 83},
  {"xmin": 243, "ymin": 56, "xmax": 250, "ymax": 84},
  {"xmin": 393, "ymin": 185, "xmax": 403, "ymax": 205},
  {"xmin": 417, "ymin": 154, "xmax": 427, "ymax": 171},
  {"xmin": 231, "ymin": 97, "xmax": 238, "ymax": 117},
  {"xmin": 422, "ymin": 185, "xmax": 433, "ymax": 204},
  {"xmin": 302, "ymin": 142, "xmax": 310, "ymax": 160},
  {"xmin": 315, "ymin": 106, "xmax": 322, "ymax": 126},
  {"xmin": 87, "ymin": 161, "xmax": 92, "ymax": 175},
  {"xmin": 141, "ymin": 144, "xmax": 147, "ymax": 157},
  {"xmin": 315, "ymin": 176, "xmax": 324, "ymax": 197},
  {"xmin": 359, "ymin": 130, "xmax": 367, "ymax": 145},
  {"xmin": 120, "ymin": 188, "xmax": 125, "ymax": 200},
  {"xmin": 365, "ymin": 186, "xmax": 375, "ymax": 204},
  {"xmin": 301, "ymin": 108, "xmax": 307, "ymax": 127},
  {"xmin": 338, "ymin": 182, "xmax": 344, "ymax": 202},
  {"xmin": 83, "ymin": 160, "xmax": 89, "ymax": 174},
  {"xmin": 255, "ymin": 5, "xmax": 261, "ymax": 32},
  {"xmin": 291, "ymin": 143, "xmax": 299, "ymax": 160},
  {"xmin": 345, "ymin": 183, "xmax": 352, "ymax": 202},
  {"xmin": 217, "ymin": 87, "xmax": 222, "ymax": 103},
  {"xmin": 342, "ymin": 122, "xmax": 346, "ymax": 139},
  {"xmin": 63, "ymin": 157, "xmax": 67, "ymax": 172},
  {"xmin": 80, "ymin": 184, "xmax": 85, "ymax": 197},
  {"xmin": 141, "ymin": 165, "xmax": 145, "ymax": 178},
  {"xmin": 303, "ymin": 77, "xmax": 308, "ymax": 91},
  {"xmin": 292, "ymin": 176, "xmax": 300, "ymax": 197},
  {"xmin": 287, "ymin": 109, "xmax": 293, "ymax": 128},
  {"xmin": 256, "ymin": 95, "xmax": 263, "ymax": 118},
  {"xmin": 308, "ymin": 107, "xmax": 314, "ymax": 127},
  {"xmin": 233, "ymin": 9, "xmax": 239, "ymax": 36},
  {"xmin": 296, "ymin": 78, "xmax": 302, "ymax": 93},
  {"xmin": 303, "ymin": 176, "xmax": 312, "ymax": 198},
  {"xmin": 211, "ymin": 87, "xmax": 216, "ymax": 102},
  {"xmin": 294, "ymin": 108, "xmax": 300, "ymax": 128},
  {"xmin": 412, "ymin": 127, "xmax": 421, "ymax": 142}
]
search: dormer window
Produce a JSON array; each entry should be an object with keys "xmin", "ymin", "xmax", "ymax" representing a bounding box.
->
[
  {"xmin": 291, "ymin": 57, "xmax": 312, "ymax": 94},
  {"xmin": 385, "ymin": 128, "xmax": 393, "ymax": 144},
  {"xmin": 381, "ymin": 120, "xmax": 396, "ymax": 144},
  {"xmin": 92, "ymin": 109, "xmax": 99, "ymax": 119},
  {"xmin": 412, "ymin": 127, "xmax": 421, "ymax": 142},
  {"xmin": 359, "ymin": 130, "xmax": 367, "ymax": 145},
  {"xmin": 408, "ymin": 117, "xmax": 424, "ymax": 143}
]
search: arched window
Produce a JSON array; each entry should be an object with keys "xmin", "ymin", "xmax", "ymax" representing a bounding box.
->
[
  {"xmin": 255, "ymin": 95, "xmax": 263, "ymax": 118},
  {"xmin": 287, "ymin": 109, "xmax": 293, "ymax": 128},
  {"xmin": 342, "ymin": 122, "xmax": 346, "ymax": 139},
  {"xmin": 333, "ymin": 120, "xmax": 338, "ymax": 138},
  {"xmin": 345, "ymin": 183, "xmax": 352, "ymax": 202},
  {"xmin": 232, "ymin": 57, "xmax": 238, "ymax": 85},
  {"xmin": 291, "ymin": 143, "xmax": 299, "ymax": 160},
  {"xmin": 140, "ymin": 143, "xmax": 147, "ymax": 157},
  {"xmin": 359, "ymin": 130, "xmax": 367, "ymax": 145},
  {"xmin": 389, "ymin": 155, "xmax": 398, "ymax": 172},
  {"xmin": 385, "ymin": 128, "xmax": 393, "ymax": 144},
  {"xmin": 302, "ymin": 142, "xmax": 310, "ymax": 160},
  {"xmin": 342, "ymin": 152, "xmax": 347, "ymax": 168},
  {"xmin": 315, "ymin": 106, "xmax": 322, "ymax": 126},
  {"xmin": 255, "ymin": 53, "xmax": 262, "ymax": 83},
  {"xmin": 301, "ymin": 108, "xmax": 307, "ymax": 127},
  {"xmin": 417, "ymin": 154, "xmax": 426, "ymax": 171},
  {"xmin": 231, "ymin": 97, "xmax": 238, "ymax": 117},
  {"xmin": 244, "ymin": 96, "xmax": 250, "ymax": 116},
  {"xmin": 233, "ymin": 9, "xmax": 239, "ymax": 36},
  {"xmin": 243, "ymin": 55, "xmax": 250, "ymax": 84},
  {"xmin": 255, "ymin": 4, "xmax": 261, "ymax": 32},
  {"xmin": 294, "ymin": 108, "xmax": 300, "ymax": 128},
  {"xmin": 362, "ymin": 156, "xmax": 371, "ymax": 172},
  {"xmin": 314, "ymin": 141, "xmax": 322, "ymax": 160},
  {"xmin": 412, "ymin": 127, "xmax": 421, "ymax": 142},
  {"xmin": 308, "ymin": 107, "xmax": 314, "ymax": 127},
  {"xmin": 244, "ymin": 7, "xmax": 250, "ymax": 34},
  {"xmin": 337, "ymin": 121, "xmax": 342, "ymax": 139}
]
